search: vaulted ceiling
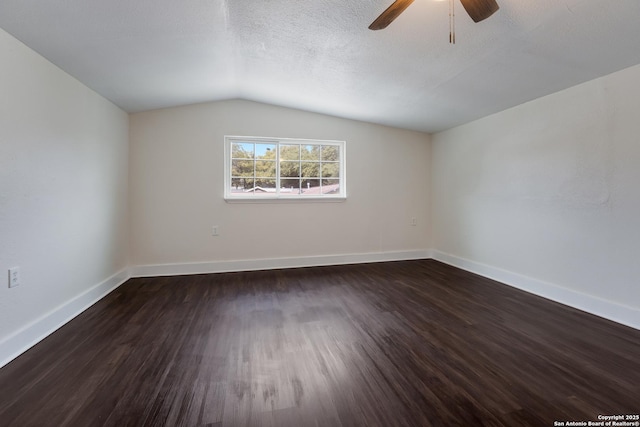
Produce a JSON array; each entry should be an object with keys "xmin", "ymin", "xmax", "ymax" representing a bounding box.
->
[{"xmin": 1, "ymin": 0, "xmax": 640, "ymax": 133}]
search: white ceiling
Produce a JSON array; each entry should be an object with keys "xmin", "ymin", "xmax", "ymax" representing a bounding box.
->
[{"xmin": 1, "ymin": 0, "xmax": 640, "ymax": 133}]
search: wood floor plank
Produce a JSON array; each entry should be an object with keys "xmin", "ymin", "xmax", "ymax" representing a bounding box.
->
[{"xmin": 0, "ymin": 260, "xmax": 638, "ymax": 426}]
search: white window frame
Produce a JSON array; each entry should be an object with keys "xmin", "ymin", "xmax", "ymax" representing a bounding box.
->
[{"xmin": 224, "ymin": 136, "xmax": 347, "ymax": 202}]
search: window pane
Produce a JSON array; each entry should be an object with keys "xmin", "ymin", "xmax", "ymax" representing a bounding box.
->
[
  {"xmin": 232, "ymin": 159, "xmax": 254, "ymax": 177},
  {"xmin": 280, "ymin": 179, "xmax": 300, "ymax": 195},
  {"xmin": 255, "ymin": 144, "xmax": 276, "ymax": 160},
  {"xmin": 231, "ymin": 178, "xmax": 254, "ymax": 193},
  {"xmin": 301, "ymin": 162, "xmax": 319, "ymax": 178},
  {"xmin": 322, "ymin": 145, "xmax": 339, "ymax": 161},
  {"xmin": 300, "ymin": 179, "xmax": 321, "ymax": 195},
  {"xmin": 322, "ymin": 179, "xmax": 340, "ymax": 195},
  {"xmin": 301, "ymin": 145, "xmax": 320, "ymax": 161},
  {"xmin": 230, "ymin": 178, "xmax": 244, "ymax": 193},
  {"xmin": 254, "ymin": 178, "xmax": 276, "ymax": 195},
  {"xmin": 232, "ymin": 142, "xmax": 254, "ymax": 159},
  {"xmin": 255, "ymin": 160, "xmax": 276, "ymax": 178},
  {"xmin": 280, "ymin": 144, "xmax": 300, "ymax": 161},
  {"xmin": 321, "ymin": 162, "xmax": 339, "ymax": 178},
  {"xmin": 280, "ymin": 161, "xmax": 300, "ymax": 178}
]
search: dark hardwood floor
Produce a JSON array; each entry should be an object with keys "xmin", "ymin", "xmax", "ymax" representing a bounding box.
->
[{"xmin": 0, "ymin": 260, "xmax": 638, "ymax": 426}]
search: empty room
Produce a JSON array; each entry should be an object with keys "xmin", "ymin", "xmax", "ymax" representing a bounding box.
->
[{"xmin": 0, "ymin": 0, "xmax": 639, "ymax": 426}]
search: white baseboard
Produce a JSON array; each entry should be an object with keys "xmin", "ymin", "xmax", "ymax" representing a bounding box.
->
[
  {"xmin": 4, "ymin": 249, "xmax": 635, "ymax": 370},
  {"xmin": 0, "ymin": 268, "xmax": 131, "ymax": 369},
  {"xmin": 432, "ymin": 250, "xmax": 639, "ymax": 331},
  {"xmin": 131, "ymin": 250, "xmax": 433, "ymax": 278}
]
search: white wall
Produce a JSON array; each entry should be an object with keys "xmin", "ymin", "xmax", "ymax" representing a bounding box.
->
[
  {"xmin": 432, "ymin": 63, "xmax": 640, "ymax": 328},
  {"xmin": 129, "ymin": 100, "xmax": 431, "ymax": 270},
  {"xmin": 0, "ymin": 28, "xmax": 129, "ymax": 365}
]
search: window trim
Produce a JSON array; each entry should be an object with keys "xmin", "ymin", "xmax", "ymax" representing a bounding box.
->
[{"xmin": 224, "ymin": 135, "xmax": 347, "ymax": 202}]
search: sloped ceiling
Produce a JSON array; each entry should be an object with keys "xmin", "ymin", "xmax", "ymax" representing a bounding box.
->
[{"xmin": 1, "ymin": 0, "xmax": 640, "ymax": 133}]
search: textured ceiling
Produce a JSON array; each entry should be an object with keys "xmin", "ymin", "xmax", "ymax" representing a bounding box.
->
[{"xmin": 1, "ymin": 0, "xmax": 640, "ymax": 133}]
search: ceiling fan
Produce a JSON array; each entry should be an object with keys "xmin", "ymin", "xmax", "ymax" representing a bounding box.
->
[{"xmin": 369, "ymin": 0, "xmax": 499, "ymax": 30}]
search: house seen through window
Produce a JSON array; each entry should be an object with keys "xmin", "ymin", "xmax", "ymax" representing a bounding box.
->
[{"xmin": 224, "ymin": 136, "xmax": 346, "ymax": 200}]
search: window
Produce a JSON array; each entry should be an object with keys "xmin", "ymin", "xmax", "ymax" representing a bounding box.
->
[{"xmin": 224, "ymin": 136, "xmax": 346, "ymax": 201}]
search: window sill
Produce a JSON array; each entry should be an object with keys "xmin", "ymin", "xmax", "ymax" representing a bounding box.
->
[{"xmin": 224, "ymin": 196, "xmax": 347, "ymax": 204}]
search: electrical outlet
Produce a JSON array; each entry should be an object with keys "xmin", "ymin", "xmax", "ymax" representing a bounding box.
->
[
  {"xmin": 411, "ymin": 217, "xmax": 417, "ymax": 226},
  {"xmin": 212, "ymin": 225, "xmax": 219, "ymax": 236},
  {"xmin": 8, "ymin": 267, "xmax": 20, "ymax": 288}
]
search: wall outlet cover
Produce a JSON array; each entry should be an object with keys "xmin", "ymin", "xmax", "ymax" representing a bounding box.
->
[{"xmin": 8, "ymin": 267, "xmax": 20, "ymax": 288}]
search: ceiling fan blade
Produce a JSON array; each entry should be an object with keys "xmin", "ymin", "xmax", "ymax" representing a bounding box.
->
[
  {"xmin": 459, "ymin": 0, "xmax": 499, "ymax": 23},
  {"xmin": 369, "ymin": 0, "xmax": 415, "ymax": 30}
]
